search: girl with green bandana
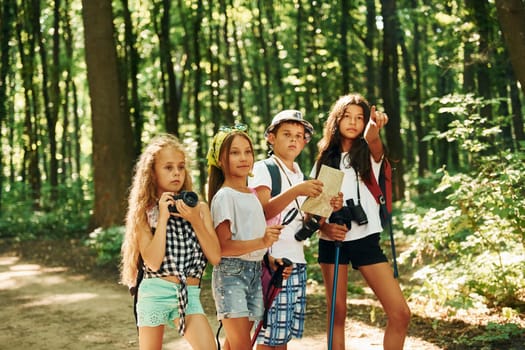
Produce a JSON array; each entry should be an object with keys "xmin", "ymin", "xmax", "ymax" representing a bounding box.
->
[{"xmin": 207, "ymin": 126, "xmax": 283, "ymax": 350}]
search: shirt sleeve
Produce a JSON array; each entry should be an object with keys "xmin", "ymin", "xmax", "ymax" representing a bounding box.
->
[
  {"xmin": 309, "ymin": 161, "xmax": 318, "ymax": 178},
  {"xmin": 370, "ymin": 155, "xmax": 383, "ymax": 182},
  {"xmin": 249, "ymin": 160, "xmax": 272, "ymax": 191},
  {"xmin": 210, "ymin": 189, "xmax": 234, "ymax": 232}
]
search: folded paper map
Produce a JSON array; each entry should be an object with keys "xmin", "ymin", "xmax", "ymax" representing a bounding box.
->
[{"xmin": 301, "ymin": 165, "xmax": 344, "ymax": 217}]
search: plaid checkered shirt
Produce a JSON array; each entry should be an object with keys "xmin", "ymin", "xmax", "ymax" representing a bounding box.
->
[{"xmin": 143, "ymin": 207, "xmax": 208, "ymax": 335}]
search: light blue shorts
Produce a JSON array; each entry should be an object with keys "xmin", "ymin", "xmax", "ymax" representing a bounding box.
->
[
  {"xmin": 136, "ymin": 278, "xmax": 204, "ymax": 327},
  {"xmin": 212, "ymin": 258, "xmax": 263, "ymax": 321}
]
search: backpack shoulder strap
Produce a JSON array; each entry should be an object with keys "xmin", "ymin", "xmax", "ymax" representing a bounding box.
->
[
  {"xmin": 379, "ymin": 158, "xmax": 392, "ymax": 213},
  {"xmin": 363, "ymin": 158, "xmax": 392, "ymax": 214},
  {"xmin": 364, "ymin": 158, "xmax": 398, "ymax": 278},
  {"xmin": 263, "ymin": 158, "xmax": 281, "ymax": 197}
]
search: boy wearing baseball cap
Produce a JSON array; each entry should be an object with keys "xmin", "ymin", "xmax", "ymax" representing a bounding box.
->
[{"xmin": 249, "ymin": 110, "xmax": 341, "ymax": 349}]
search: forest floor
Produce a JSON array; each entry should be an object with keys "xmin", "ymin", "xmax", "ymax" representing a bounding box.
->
[{"xmin": 0, "ymin": 238, "xmax": 523, "ymax": 350}]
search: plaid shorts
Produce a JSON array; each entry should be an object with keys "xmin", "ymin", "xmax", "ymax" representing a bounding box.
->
[{"xmin": 256, "ymin": 263, "xmax": 307, "ymax": 345}]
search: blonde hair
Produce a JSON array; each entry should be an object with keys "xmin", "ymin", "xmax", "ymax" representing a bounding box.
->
[{"xmin": 120, "ymin": 134, "xmax": 192, "ymax": 287}]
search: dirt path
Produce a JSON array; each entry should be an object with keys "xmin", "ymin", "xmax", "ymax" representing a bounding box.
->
[{"xmin": 0, "ymin": 247, "xmax": 443, "ymax": 350}]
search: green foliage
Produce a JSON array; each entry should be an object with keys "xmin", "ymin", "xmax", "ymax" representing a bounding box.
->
[
  {"xmin": 402, "ymin": 99, "xmax": 525, "ymax": 315},
  {"xmin": 84, "ymin": 226, "xmax": 124, "ymax": 268},
  {"xmin": 456, "ymin": 322, "xmax": 524, "ymax": 347},
  {"xmin": 0, "ymin": 182, "xmax": 91, "ymax": 239},
  {"xmin": 303, "ymin": 234, "xmax": 323, "ymax": 283}
]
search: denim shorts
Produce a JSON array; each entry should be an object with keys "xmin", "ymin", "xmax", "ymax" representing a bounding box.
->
[
  {"xmin": 212, "ymin": 258, "xmax": 263, "ymax": 321},
  {"xmin": 136, "ymin": 278, "xmax": 204, "ymax": 327},
  {"xmin": 318, "ymin": 233, "xmax": 388, "ymax": 270}
]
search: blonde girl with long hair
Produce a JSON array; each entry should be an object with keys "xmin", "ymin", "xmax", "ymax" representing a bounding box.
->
[{"xmin": 121, "ymin": 134, "xmax": 221, "ymax": 350}]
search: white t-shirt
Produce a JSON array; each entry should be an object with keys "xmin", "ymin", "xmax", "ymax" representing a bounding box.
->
[
  {"xmin": 211, "ymin": 186, "xmax": 267, "ymax": 261},
  {"xmin": 311, "ymin": 153, "xmax": 383, "ymax": 242},
  {"xmin": 249, "ymin": 157, "xmax": 307, "ymax": 264}
]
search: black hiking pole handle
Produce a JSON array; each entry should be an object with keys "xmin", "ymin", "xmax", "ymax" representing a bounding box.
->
[
  {"xmin": 273, "ymin": 257, "xmax": 293, "ymax": 288},
  {"xmin": 274, "ymin": 257, "xmax": 293, "ymax": 277}
]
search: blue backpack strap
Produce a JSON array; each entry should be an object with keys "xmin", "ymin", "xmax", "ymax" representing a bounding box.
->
[
  {"xmin": 264, "ymin": 158, "xmax": 309, "ymax": 198},
  {"xmin": 263, "ymin": 158, "xmax": 281, "ymax": 197}
]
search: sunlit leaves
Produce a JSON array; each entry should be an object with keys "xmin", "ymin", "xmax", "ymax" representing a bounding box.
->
[{"xmin": 403, "ymin": 149, "xmax": 525, "ymax": 313}]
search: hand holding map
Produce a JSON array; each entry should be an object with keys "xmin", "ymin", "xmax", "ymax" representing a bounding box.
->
[{"xmin": 301, "ymin": 165, "xmax": 344, "ymax": 217}]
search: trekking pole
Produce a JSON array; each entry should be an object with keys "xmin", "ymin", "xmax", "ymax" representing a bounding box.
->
[{"xmin": 328, "ymin": 240, "xmax": 341, "ymax": 350}]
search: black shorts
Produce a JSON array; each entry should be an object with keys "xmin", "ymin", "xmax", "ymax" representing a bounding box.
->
[{"xmin": 318, "ymin": 233, "xmax": 388, "ymax": 270}]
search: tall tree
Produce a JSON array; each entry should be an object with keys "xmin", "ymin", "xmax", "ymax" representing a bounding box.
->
[
  {"xmin": 409, "ymin": 0, "xmax": 427, "ymax": 181},
  {"xmin": 120, "ymin": 0, "xmax": 142, "ymax": 157},
  {"xmin": 154, "ymin": 0, "xmax": 184, "ymax": 136},
  {"xmin": 264, "ymin": 1, "xmax": 285, "ymax": 108},
  {"xmin": 230, "ymin": 0, "xmax": 247, "ymax": 124},
  {"xmin": 81, "ymin": 0, "xmax": 134, "ymax": 229},
  {"xmin": 219, "ymin": 0, "xmax": 235, "ymax": 123},
  {"xmin": 0, "ymin": 0, "xmax": 14, "ymax": 210},
  {"xmin": 184, "ymin": 0, "xmax": 207, "ymax": 194},
  {"xmin": 495, "ymin": 0, "xmax": 525, "ymax": 97},
  {"xmin": 34, "ymin": 0, "xmax": 61, "ymax": 201},
  {"xmin": 380, "ymin": 0, "xmax": 405, "ymax": 200},
  {"xmin": 62, "ymin": 0, "xmax": 82, "ymax": 180},
  {"xmin": 509, "ymin": 70, "xmax": 525, "ymax": 148},
  {"xmin": 466, "ymin": 0, "xmax": 493, "ymax": 121},
  {"xmin": 339, "ymin": 0, "xmax": 351, "ymax": 93},
  {"xmin": 16, "ymin": 0, "xmax": 42, "ymax": 205},
  {"xmin": 365, "ymin": 0, "xmax": 378, "ymax": 100},
  {"xmin": 252, "ymin": 0, "xmax": 271, "ymax": 123}
]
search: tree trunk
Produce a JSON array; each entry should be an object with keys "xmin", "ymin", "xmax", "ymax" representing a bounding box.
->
[
  {"xmin": 154, "ymin": 0, "xmax": 183, "ymax": 136},
  {"xmin": 232, "ymin": 5, "xmax": 247, "ymax": 125},
  {"xmin": 189, "ymin": 0, "xmax": 207, "ymax": 195},
  {"xmin": 219, "ymin": 0, "xmax": 234, "ymax": 124},
  {"xmin": 81, "ymin": 0, "xmax": 134, "ymax": 229},
  {"xmin": 467, "ymin": 0, "xmax": 493, "ymax": 120},
  {"xmin": 254, "ymin": 0, "xmax": 271, "ymax": 123},
  {"xmin": 265, "ymin": 0, "xmax": 285, "ymax": 108},
  {"xmin": 0, "ymin": 0, "xmax": 15, "ymax": 210},
  {"xmin": 495, "ymin": 0, "xmax": 525, "ymax": 97},
  {"xmin": 35, "ymin": 0, "xmax": 60, "ymax": 202},
  {"xmin": 365, "ymin": 0, "xmax": 377, "ymax": 100},
  {"xmin": 380, "ymin": 0, "xmax": 405, "ymax": 201},
  {"xmin": 62, "ymin": 0, "xmax": 82, "ymax": 179},
  {"xmin": 339, "ymin": 0, "xmax": 350, "ymax": 93},
  {"xmin": 121, "ymin": 0, "xmax": 142, "ymax": 157},
  {"xmin": 205, "ymin": 2, "xmax": 219, "ymax": 131},
  {"xmin": 16, "ymin": 0, "xmax": 41, "ymax": 206},
  {"xmin": 509, "ymin": 71, "xmax": 525, "ymax": 148},
  {"xmin": 410, "ymin": 0, "xmax": 427, "ymax": 181}
]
